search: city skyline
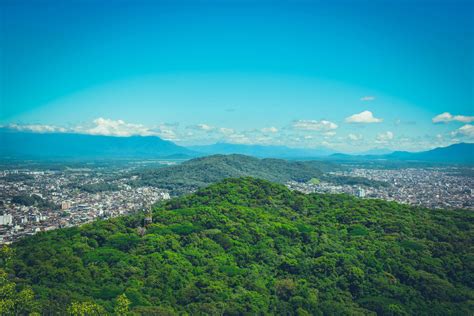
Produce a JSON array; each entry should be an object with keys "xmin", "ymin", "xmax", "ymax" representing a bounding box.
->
[{"xmin": 1, "ymin": 0, "xmax": 473, "ymax": 152}]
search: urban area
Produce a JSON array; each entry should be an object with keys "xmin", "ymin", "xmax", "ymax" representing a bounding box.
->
[
  {"xmin": 1, "ymin": 164, "xmax": 473, "ymax": 243},
  {"xmin": 287, "ymin": 167, "xmax": 473, "ymax": 210},
  {"xmin": 0, "ymin": 166, "xmax": 170, "ymax": 243}
]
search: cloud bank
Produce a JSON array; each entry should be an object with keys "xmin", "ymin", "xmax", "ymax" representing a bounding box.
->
[
  {"xmin": 3, "ymin": 115, "xmax": 470, "ymax": 152},
  {"xmin": 83, "ymin": 118, "xmax": 153, "ymax": 137},
  {"xmin": 292, "ymin": 120, "xmax": 338, "ymax": 131},
  {"xmin": 261, "ymin": 127, "xmax": 279, "ymax": 133},
  {"xmin": 375, "ymin": 131, "xmax": 394, "ymax": 143}
]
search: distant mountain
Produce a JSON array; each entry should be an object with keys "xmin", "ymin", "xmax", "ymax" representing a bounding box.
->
[
  {"xmin": 387, "ymin": 143, "xmax": 473, "ymax": 163},
  {"xmin": 131, "ymin": 154, "xmax": 340, "ymax": 194},
  {"xmin": 188, "ymin": 142, "xmax": 335, "ymax": 158},
  {"xmin": 331, "ymin": 143, "xmax": 474, "ymax": 164},
  {"xmin": 0, "ymin": 130, "xmax": 196, "ymax": 159},
  {"xmin": 354, "ymin": 148, "xmax": 393, "ymax": 155}
]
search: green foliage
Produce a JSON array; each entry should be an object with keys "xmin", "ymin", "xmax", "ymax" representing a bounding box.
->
[
  {"xmin": 322, "ymin": 175, "xmax": 389, "ymax": 187},
  {"xmin": 0, "ymin": 246, "xmax": 39, "ymax": 315},
  {"xmin": 75, "ymin": 182, "xmax": 120, "ymax": 193},
  {"xmin": 130, "ymin": 154, "xmax": 324, "ymax": 194},
  {"xmin": 7, "ymin": 178, "xmax": 474, "ymax": 315},
  {"xmin": 11, "ymin": 194, "xmax": 59, "ymax": 210},
  {"xmin": 130, "ymin": 154, "xmax": 385, "ymax": 194},
  {"xmin": 114, "ymin": 294, "xmax": 131, "ymax": 315},
  {"xmin": 67, "ymin": 301, "xmax": 106, "ymax": 316}
]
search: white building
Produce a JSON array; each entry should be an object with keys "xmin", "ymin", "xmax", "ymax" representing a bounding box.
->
[{"xmin": 0, "ymin": 214, "xmax": 13, "ymax": 226}]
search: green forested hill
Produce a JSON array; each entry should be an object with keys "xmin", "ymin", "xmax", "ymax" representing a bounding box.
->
[
  {"xmin": 3, "ymin": 178, "xmax": 473, "ymax": 315},
  {"xmin": 130, "ymin": 154, "xmax": 335, "ymax": 194}
]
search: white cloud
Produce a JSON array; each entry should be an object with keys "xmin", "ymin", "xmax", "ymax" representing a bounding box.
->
[
  {"xmin": 218, "ymin": 127, "xmax": 234, "ymax": 135},
  {"xmin": 323, "ymin": 131, "xmax": 336, "ymax": 137},
  {"xmin": 432, "ymin": 112, "xmax": 452, "ymax": 123},
  {"xmin": 452, "ymin": 124, "xmax": 474, "ymax": 138},
  {"xmin": 360, "ymin": 96, "xmax": 375, "ymax": 101},
  {"xmin": 345, "ymin": 110, "xmax": 383, "ymax": 123},
  {"xmin": 188, "ymin": 123, "xmax": 214, "ymax": 131},
  {"xmin": 226, "ymin": 133, "xmax": 251, "ymax": 144},
  {"xmin": 5, "ymin": 123, "xmax": 68, "ymax": 133},
  {"xmin": 452, "ymin": 114, "xmax": 473, "ymax": 123},
  {"xmin": 151, "ymin": 124, "xmax": 179, "ymax": 140},
  {"xmin": 293, "ymin": 120, "xmax": 338, "ymax": 131},
  {"xmin": 81, "ymin": 118, "xmax": 154, "ymax": 137},
  {"xmin": 432, "ymin": 112, "xmax": 474, "ymax": 123},
  {"xmin": 198, "ymin": 124, "xmax": 214, "ymax": 131},
  {"xmin": 348, "ymin": 133, "xmax": 363, "ymax": 141},
  {"xmin": 376, "ymin": 131, "xmax": 394, "ymax": 143},
  {"xmin": 261, "ymin": 126, "xmax": 278, "ymax": 133},
  {"xmin": 6, "ymin": 118, "xmax": 183, "ymax": 139}
]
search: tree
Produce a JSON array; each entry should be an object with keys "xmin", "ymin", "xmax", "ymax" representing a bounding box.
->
[
  {"xmin": 114, "ymin": 293, "xmax": 131, "ymax": 315},
  {"xmin": 0, "ymin": 246, "xmax": 38, "ymax": 315},
  {"xmin": 67, "ymin": 301, "xmax": 106, "ymax": 316}
]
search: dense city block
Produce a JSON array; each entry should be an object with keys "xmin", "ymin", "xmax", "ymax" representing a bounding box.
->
[
  {"xmin": 287, "ymin": 167, "xmax": 474, "ymax": 210},
  {"xmin": 0, "ymin": 163, "xmax": 171, "ymax": 243}
]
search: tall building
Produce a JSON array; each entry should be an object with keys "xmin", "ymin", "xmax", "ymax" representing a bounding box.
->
[{"xmin": 356, "ymin": 187, "xmax": 366, "ymax": 198}]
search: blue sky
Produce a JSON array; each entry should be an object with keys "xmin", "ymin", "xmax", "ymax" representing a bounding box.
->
[{"xmin": 1, "ymin": 0, "xmax": 473, "ymax": 152}]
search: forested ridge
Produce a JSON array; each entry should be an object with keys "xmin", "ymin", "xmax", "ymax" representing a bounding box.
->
[
  {"xmin": 2, "ymin": 178, "xmax": 473, "ymax": 315},
  {"xmin": 129, "ymin": 154, "xmax": 382, "ymax": 195},
  {"xmin": 130, "ymin": 155, "xmax": 328, "ymax": 194}
]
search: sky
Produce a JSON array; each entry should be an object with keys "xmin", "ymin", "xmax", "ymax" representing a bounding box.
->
[{"xmin": 1, "ymin": 0, "xmax": 473, "ymax": 152}]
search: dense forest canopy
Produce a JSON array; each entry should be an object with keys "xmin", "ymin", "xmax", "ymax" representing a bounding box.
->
[{"xmin": 2, "ymin": 177, "xmax": 473, "ymax": 315}]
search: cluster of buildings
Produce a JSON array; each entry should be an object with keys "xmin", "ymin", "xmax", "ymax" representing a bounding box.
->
[
  {"xmin": 287, "ymin": 167, "xmax": 474, "ymax": 210},
  {"xmin": 0, "ymin": 168, "xmax": 170, "ymax": 244},
  {"xmin": 2, "ymin": 163, "xmax": 472, "ymax": 243}
]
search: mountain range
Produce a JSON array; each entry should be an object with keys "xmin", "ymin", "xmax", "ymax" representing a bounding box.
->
[
  {"xmin": 188, "ymin": 142, "xmax": 335, "ymax": 158},
  {"xmin": 0, "ymin": 129, "xmax": 194, "ymax": 159},
  {"xmin": 331, "ymin": 142, "xmax": 474, "ymax": 164},
  {"xmin": 1, "ymin": 129, "xmax": 472, "ymax": 163}
]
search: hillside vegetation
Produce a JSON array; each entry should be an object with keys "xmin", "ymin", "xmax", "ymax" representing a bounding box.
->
[
  {"xmin": 130, "ymin": 154, "xmax": 342, "ymax": 194},
  {"xmin": 3, "ymin": 178, "xmax": 473, "ymax": 315},
  {"xmin": 130, "ymin": 154, "xmax": 326, "ymax": 193},
  {"xmin": 11, "ymin": 194, "xmax": 59, "ymax": 210}
]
